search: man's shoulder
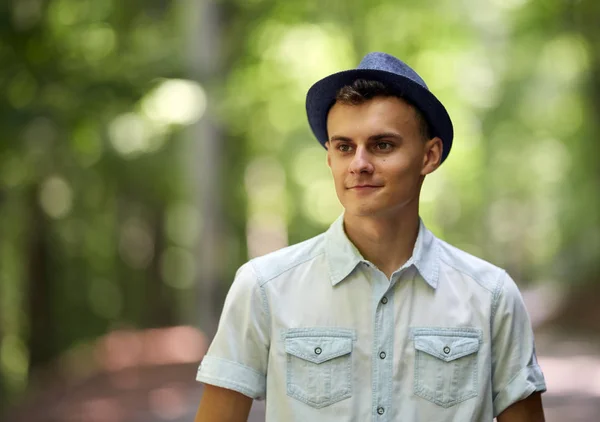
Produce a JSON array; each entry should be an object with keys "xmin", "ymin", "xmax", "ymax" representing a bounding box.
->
[
  {"xmin": 435, "ymin": 237, "xmax": 505, "ymax": 294},
  {"xmin": 247, "ymin": 231, "xmax": 327, "ymax": 285}
]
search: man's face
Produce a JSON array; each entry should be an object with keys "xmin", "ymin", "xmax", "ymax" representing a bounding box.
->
[{"xmin": 326, "ymin": 96, "xmax": 441, "ymax": 218}]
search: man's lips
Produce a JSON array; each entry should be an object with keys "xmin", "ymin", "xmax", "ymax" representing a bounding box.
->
[{"xmin": 348, "ymin": 184, "xmax": 383, "ymax": 189}]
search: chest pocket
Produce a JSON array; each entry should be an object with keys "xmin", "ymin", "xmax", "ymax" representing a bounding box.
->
[
  {"xmin": 284, "ymin": 328, "xmax": 355, "ymax": 409},
  {"xmin": 411, "ymin": 328, "xmax": 481, "ymax": 408}
]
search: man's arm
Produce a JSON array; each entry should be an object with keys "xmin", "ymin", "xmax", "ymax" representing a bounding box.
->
[
  {"xmin": 497, "ymin": 392, "xmax": 544, "ymax": 422},
  {"xmin": 195, "ymin": 263, "xmax": 269, "ymax": 419},
  {"xmin": 194, "ymin": 385, "xmax": 253, "ymax": 422},
  {"xmin": 491, "ymin": 272, "xmax": 546, "ymax": 417}
]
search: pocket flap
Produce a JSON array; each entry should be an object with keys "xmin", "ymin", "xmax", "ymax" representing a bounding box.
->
[
  {"xmin": 286, "ymin": 336, "xmax": 353, "ymax": 364},
  {"xmin": 414, "ymin": 335, "xmax": 479, "ymax": 362}
]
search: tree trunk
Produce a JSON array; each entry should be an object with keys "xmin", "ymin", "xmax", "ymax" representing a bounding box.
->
[
  {"xmin": 25, "ymin": 184, "xmax": 53, "ymax": 373},
  {"xmin": 185, "ymin": 0, "xmax": 224, "ymax": 337},
  {"xmin": 145, "ymin": 208, "xmax": 176, "ymax": 328}
]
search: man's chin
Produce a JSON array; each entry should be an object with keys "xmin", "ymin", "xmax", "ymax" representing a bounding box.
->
[{"xmin": 343, "ymin": 205, "xmax": 385, "ymax": 218}]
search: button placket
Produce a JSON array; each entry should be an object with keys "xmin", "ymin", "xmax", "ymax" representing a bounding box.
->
[{"xmin": 373, "ymin": 285, "xmax": 393, "ymax": 421}]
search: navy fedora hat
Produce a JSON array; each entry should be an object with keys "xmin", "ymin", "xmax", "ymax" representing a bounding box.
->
[{"xmin": 306, "ymin": 52, "xmax": 454, "ymax": 163}]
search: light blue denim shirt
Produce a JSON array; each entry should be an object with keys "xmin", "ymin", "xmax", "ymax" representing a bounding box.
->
[{"xmin": 197, "ymin": 215, "xmax": 546, "ymax": 421}]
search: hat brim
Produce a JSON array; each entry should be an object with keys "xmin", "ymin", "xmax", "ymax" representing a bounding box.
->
[{"xmin": 306, "ymin": 68, "xmax": 453, "ymax": 163}]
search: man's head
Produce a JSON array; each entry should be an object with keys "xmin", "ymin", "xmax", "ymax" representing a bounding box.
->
[
  {"xmin": 325, "ymin": 79, "xmax": 443, "ymax": 218},
  {"xmin": 306, "ymin": 52, "xmax": 452, "ymax": 218}
]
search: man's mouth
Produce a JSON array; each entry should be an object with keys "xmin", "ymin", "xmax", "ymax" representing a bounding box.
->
[{"xmin": 349, "ymin": 184, "xmax": 382, "ymax": 190}]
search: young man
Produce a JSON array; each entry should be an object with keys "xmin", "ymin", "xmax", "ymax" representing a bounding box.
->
[{"xmin": 194, "ymin": 52, "xmax": 547, "ymax": 422}]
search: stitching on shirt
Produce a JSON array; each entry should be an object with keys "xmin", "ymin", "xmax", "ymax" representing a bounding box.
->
[
  {"xmin": 410, "ymin": 327, "xmax": 483, "ymax": 340},
  {"xmin": 493, "ymin": 383, "xmax": 537, "ymax": 418},
  {"xmin": 197, "ymin": 373, "xmax": 263, "ymax": 399},
  {"xmin": 490, "ymin": 270, "xmax": 506, "ymax": 322},
  {"xmin": 282, "ymin": 327, "xmax": 357, "ymax": 340},
  {"xmin": 259, "ymin": 282, "xmax": 272, "ymax": 345},
  {"xmin": 244, "ymin": 262, "xmax": 272, "ymax": 330},
  {"xmin": 260, "ymin": 283, "xmax": 271, "ymax": 321},
  {"xmin": 438, "ymin": 253, "xmax": 500, "ymax": 295},
  {"xmin": 250, "ymin": 250, "xmax": 326, "ymax": 286},
  {"xmin": 204, "ymin": 355, "xmax": 266, "ymax": 380},
  {"xmin": 242, "ymin": 263, "xmax": 273, "ymax": 349},
  {"xmin": 492, "ymin": 363, "xmax": 544, "ymax": 409}
]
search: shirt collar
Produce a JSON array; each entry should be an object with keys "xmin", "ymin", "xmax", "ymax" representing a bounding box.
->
[{"xmin": 324, "ymin": 214, "xmax": 440, "ymax": 289}]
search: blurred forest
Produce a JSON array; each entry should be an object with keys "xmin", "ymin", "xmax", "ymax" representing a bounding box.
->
[{"xmin": 0, "ymin": 0, "xmax": 599, "ymax": 420}]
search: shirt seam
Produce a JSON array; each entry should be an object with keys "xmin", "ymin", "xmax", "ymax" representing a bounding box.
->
[
  {"xmin": 250, "ymin": 250, "xmax": 326, "ymax": 287},
  {"xmin": 258, "ymin": 283, "xmax": 271, "ymax": 325},
  {"xmin": 245, "ymin": 262, "xmax": 272, "ymax": 347},
  {"xmin": 196, "ymin": 373, "xmax": 263, "ymax": 399},
  {"xmin": 201, "ymin": 355, "xmax": 266, "ymax": 379},
  {"xmin": 492, "ymin": 363, "xmax": 545, "ymax": 414},
  {"xmin": 490, "ymin": 270, "xmax": 506, "ymax": 322},
  {"xmin": 438, "ymin": 254, "xmax": 501, "ymax": 295}
]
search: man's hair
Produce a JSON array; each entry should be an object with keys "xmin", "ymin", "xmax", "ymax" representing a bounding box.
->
[{"xmin": 335, "ymin": 79, "xmax": 432, "ymax": 141}]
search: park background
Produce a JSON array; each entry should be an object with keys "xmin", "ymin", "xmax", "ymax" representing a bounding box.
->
[{"xmin": 1, "ymin": 0, "xmax": 599, "ymax": 421}]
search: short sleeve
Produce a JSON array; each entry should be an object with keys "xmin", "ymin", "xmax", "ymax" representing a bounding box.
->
[
  {"xmin": 491, "ymin": 271, "xmax": 547, "ymax": 417},
  {"xmin": 196, "ymin": 262, "xmax": 270, "ymax": 400}
]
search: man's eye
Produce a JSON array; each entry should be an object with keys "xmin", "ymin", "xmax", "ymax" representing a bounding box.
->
[
  {"xmin": 376, "ymin": 142, "xmax": 393, "ymax": 151},
  {"xmin": 338, "ymin": 144, "xmax": 352, "ymax": 152}
]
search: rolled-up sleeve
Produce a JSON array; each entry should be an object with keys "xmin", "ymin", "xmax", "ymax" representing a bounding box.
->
[
  {"xmin": 491, "ymin": 271, "xmax": 547, "ymax": 417},
  {"xmin": 196, "ymin": 262, "xmax": 270, "ymax": 400}
]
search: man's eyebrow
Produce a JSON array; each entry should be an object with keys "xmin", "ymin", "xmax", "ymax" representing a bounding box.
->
[
  {"xmin": 329, "ymin": 135, "xmax": 352, "ymax": 143},
  {"xmin": 369, "ymin": 132, "xmax": 403, "ymax": 142}
]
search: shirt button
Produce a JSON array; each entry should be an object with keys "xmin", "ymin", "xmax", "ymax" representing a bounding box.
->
[
  {"xmin": 315, "ymin": 347, "xmax": 322, "ymax": 355},
  {"xmin": 443, "ymin": 346, "xmax": 451, "ymax": 354},
  {"xmin": 381, "ymin": 297, "xmax": 388, "ymax": 304},
  {"xmin": 377, "ymin": 407, "xmax": 385, "ymax": 415},
  {"xmin": 379, "ymin": 351, "xmax": 386, "ymax": 359}
]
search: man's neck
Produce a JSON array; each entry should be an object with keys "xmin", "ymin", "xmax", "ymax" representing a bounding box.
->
[{"xmin": 343, "ymin": 209, "xmax": 420, "ymax": 280}]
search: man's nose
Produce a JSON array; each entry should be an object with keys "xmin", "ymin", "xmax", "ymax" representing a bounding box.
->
[{"xmin": 348, "ymin": 146, "xmax": 374, "ymax": 174}]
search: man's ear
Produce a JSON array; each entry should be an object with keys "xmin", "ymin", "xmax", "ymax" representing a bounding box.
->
[
  {"xmin": 421, "ymin": 137, "xmax": 443, "ymax": 176},
  {"xmin": 325, "ymin": 141, "xmax": 331, "ymax": 168}
]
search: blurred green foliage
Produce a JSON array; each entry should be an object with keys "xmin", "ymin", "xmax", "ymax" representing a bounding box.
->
[
  {"xmin": 0, "ymin": 0, "xmax": 193, "ymax": 408},
  {"xmin": 0, "ymin": 0, "xmax": 599, "ymax": 412}
]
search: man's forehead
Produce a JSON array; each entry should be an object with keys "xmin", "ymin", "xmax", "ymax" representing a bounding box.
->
[{"xmin": 327, "ymin": 97, "xmax": 420, "ymax": 132}]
